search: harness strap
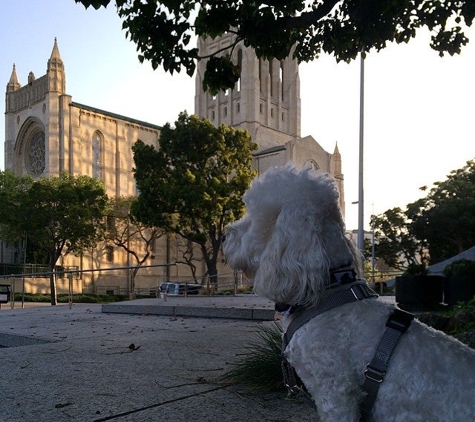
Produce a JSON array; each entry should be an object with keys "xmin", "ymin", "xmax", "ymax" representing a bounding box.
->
[
  {"xmin": 281, "ymin": 281, "xmax": 378, "ymax": 407},
  {"xmin": 360, "ymin": 309, "xmax": 414, "ymax": 422},
  {"xmin": 281, "ymin": 356, "xmax": 317, "ymax": 409},
  {"xmin": 283, "ymin": 281, "xmax": 378, "ymax": 349}
]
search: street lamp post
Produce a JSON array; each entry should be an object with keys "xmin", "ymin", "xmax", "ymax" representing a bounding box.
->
[{"xmin": 357, "ymin": 52, "xmax": 365, "ymax": 256}]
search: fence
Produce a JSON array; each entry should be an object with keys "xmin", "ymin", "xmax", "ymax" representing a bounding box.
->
[
  {"xmin": 0, "ymin": 263, "xmax": 252, "ymax": 308},
  {"xmin": 363, "ymin": 269, "xmax": 402, "ymax": 284},
  {"xmin": 1, "ymin": 262, "xmax": 397, "ymax": 308},
  {"xmin": 134, "ymin": 270, "xmax": 253, "ymax": 298},
  {"xmin": 0, "ymin": 263, "xmax": 77, "ymax": 277}
]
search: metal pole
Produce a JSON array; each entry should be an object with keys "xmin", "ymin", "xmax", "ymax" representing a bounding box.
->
[
  {"xmin": 68, "ymin": 272, "xmax": 73, "ymax": 309},
  {"xmin": 22, "ymin": 231, "xmax": 27, "ymax": 308},
  {"xmin": 371, "ymin": 214, "xmax": 377, "ymax": 286},
  {"xmin": 127, "ymin": 215, "xmax": 132, "ymax": 299},
  {"xmin": 357, "ymin": 52, "xmax": 365, "ymax": 257}
]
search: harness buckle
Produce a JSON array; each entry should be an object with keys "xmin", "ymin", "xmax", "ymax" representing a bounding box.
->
[
  {"xmin": 364, "ymin": 365, "xmax": 386, "ymax": 383},
  {"xmin": 350, "ymin": 283, "xmax": 366, "ymax": 300},
  {"xmin": 386, "ymin": 308, "xmax": 414, "ymax": 333}
]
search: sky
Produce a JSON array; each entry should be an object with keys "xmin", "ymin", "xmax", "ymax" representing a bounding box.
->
[{"xmin": 1, "ymin": 0, "xmax": 474, "ymax": 231}]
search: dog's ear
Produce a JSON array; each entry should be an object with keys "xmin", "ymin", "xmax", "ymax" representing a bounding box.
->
[{"xmin": 253, "ymin": 204, "xmax": 355, "ymax": 307}]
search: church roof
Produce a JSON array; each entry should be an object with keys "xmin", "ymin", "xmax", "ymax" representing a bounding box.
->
[
  {"xmin": 253, "ymin": 144, "xmax": 286, "ymax": 156},
  {"xmin": 70, "ymin": 102, "xmax": 162, "ymax": 131}
]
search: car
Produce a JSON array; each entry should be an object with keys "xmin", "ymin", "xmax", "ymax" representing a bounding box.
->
[{"xmin": 159, "ymin": 282, "xmax": 203, "ymax": 296}]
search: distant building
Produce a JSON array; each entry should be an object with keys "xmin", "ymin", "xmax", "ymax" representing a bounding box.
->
[{"xmin": 3, "ymin": 37, "xmax": 345, "ymax": 294}]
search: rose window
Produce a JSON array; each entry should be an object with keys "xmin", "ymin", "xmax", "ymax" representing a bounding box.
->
[{"xmin": 26, "ymin": 131, "xmax": 46, "ymax": 177}]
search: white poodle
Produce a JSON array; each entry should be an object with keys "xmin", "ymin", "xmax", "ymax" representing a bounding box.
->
[{"xmin": 222, "ymin": 163, "xmax": 475, "ymax": 422}]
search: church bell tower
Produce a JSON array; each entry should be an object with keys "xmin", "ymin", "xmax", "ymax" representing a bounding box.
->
[
  {"xmin": 5, "ymin": 38, "xmax": 69, "ymax": 177},
  {"xmin": 194, "ymin": 33, "xmax": 301, "ymax": 152}
]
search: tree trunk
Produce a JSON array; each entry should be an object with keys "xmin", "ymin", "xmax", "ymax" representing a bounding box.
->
[
  {"xmin": 49, "ymin": 271, "xmax": 57, "ymax": 305},
  {"xmin": 129, "ymin": 266, "xmax": 140, "ymax": 300},
  {"xmin": 49, "ymin": 254, "xmax": 58, "ymax": 306},
  {"xmin": 208, "ymin": 260, "xmax": 218, "ymax": 290}
]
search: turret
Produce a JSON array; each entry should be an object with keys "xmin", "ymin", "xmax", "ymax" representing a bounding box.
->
[
  {"xmin": 47, "ymin": 38, "xmax": 65, "ymax": 93},
  {"xmin": 333, "ymin": 142, "xmax": 342, "ymax": 177},
  {"xmin": 6, "ymin": 64, "xmax": 21, "ymax": 92}
]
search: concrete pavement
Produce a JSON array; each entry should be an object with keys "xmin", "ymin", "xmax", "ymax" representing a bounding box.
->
[
  {"xmin": 0, "ymin": 294, "xmax": 396, "ymax": 421},
  {"xmin": 0, "ymin": 295, "xmax": 317, "ymax": 422}
]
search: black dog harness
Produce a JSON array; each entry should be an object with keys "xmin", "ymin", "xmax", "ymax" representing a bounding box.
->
[{"xmin": 279, "ymin": 274, "xmax": 414, "ymax": 421}]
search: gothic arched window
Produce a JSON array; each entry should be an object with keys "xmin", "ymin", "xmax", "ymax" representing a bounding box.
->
[
  {"xmin": 259, "ymin": 59, "xmax": 263, "ymax": 92},
  {"xmin": 92, "ymin": 131, "xmax": 103, "ymax": 180},
  {"xmin": 26, "ymin": 130, "xmax": 46, "ymax": 177},
  {"xmin": 237, "ymin": 49, "xmax": 243, "ymax": 92},
  {"xmin": 280, "ymin": 61, "xmax": 285, "ymax": 100},
  {"xmin": 269, "ymin": 60, "xmax": 273, "ymax": 97},
  {"xmin": 17, "ymin": 118, "xmax": 46, "ymax": 178},
  {"xmin": 305, "ymin": 160, "xmax": 320, "ymax": 170}
]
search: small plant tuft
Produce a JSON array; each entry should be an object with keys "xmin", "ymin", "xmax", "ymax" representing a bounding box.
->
[{"xmin": 220, "ymin": 322, "xmax": 285, "ymax": 392}]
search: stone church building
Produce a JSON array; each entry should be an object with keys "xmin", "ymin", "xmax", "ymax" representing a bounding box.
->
[{"xmin": 3, "ymin": 37, "xmax": 345, "ymax": 295}]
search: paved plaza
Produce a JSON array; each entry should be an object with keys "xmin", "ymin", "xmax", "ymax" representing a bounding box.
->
[{"xmin": 0, "ymin": 295, "xmax": 317, "ymax": 422}]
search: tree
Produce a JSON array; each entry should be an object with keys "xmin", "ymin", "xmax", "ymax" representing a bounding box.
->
[
  {"xmin": 131, "ymin": 112, "xmax": 257, "ymax": 287},
  {"xmin": 372, "ymin": 159, "xmax": 475, "ymax": 270},
  {"xmin": 105, "ymin": 196, "xmax": 165, "ymax": 297},
  {"xmin": 0, "ymin": 171, "xmax": 33, "ymax": 245},
  {"xmin": 2, "ymin": 174, "xmax": 108, "ymax": 305},
  {"xmin": 76, "ymin": 0, "xmax": 474, "ymax": 93},
  {"xmin": 372, "ymin": 206, "xmax": 428, "ymax": 272},
  {"xmin": 411, "ymin": 159, "xmax": 475, "ymax": 263}
]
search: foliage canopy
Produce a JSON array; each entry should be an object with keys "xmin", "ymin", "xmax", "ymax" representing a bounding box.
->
[
  {"xmin": 131, "ymin": 112, "xmax": 257, "ymax": 283},
  {"xmin": 372, "ymin": 159, "xmax": 475, "ymax": 270},
  {"xmin": 0, "ymin": 172, "xmax": 108, "ymax": 305},
  {"xmin": 75, "ymin": 0, "xmax": 475, "ymax": 93}
]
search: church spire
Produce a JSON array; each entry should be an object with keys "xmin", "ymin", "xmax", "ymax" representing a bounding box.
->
[
  {"xmin": 333, "ymin": 141, "xmax": 342, "ymax": 177},
  {"xmin": 47, "ymin": 37, "xmax": 65, "ymax": 93},
  {"xmin": 7, "ymin": 64, "xmax": 21, "ymax": 92},
  {"xmin": 48, "ymin": 37, "xmax": 64, "ymax": 71},
  {"xmin": 49, "ymin": 37, "xmax": 62, "ymax": 64}
]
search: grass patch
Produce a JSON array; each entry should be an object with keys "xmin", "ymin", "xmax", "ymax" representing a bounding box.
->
[{"xmin": 220, "ymin": 322, "xmax": 285, "ymax": 392}]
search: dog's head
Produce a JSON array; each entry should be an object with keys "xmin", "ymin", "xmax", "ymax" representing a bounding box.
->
[{"xmin": 222, "ymin": 163, "xmax": 360, "ymax": 307}]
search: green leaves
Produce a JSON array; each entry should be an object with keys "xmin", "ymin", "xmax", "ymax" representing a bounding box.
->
[
  {"xmin": 372, "ymin": 159, "xmax": 475, "ymax": 269},
  {"xmin": 0, "ymin": 171, "xmax": 107, "ymax": 263},
  {"xmin": 202, "ymin": 56, "xmax": 240, "ymax": 96},
  {"xmin": 75, "ymin": 0, "xmax": 474, "ymax": 93},
  {"xmin": 0, "ymin": 171, "xmax": 34, "ymax": 243},
  {"xmin": 132, "ymin": 112, "xmax": 257, "ymax": 277},
  {"xmin": 74, "ymin": 0, "xmax": 111, "ymax": 9}
]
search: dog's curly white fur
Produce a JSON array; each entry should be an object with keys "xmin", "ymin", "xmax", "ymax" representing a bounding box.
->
[{"xmin": 223, "ymin": 163, "xmax": 475, "ymax": 422}]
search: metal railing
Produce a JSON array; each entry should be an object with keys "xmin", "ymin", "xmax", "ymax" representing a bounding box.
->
[
  {"xmin": 0, "ymin": 262, "xmax": 177, "ymax": 309},
  {"xmin": 0, "ymin": 264, "xmax": 252, "ymax": 308}
]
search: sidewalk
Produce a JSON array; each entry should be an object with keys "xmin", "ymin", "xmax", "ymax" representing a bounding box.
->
[
  {"xmin": 0, "ymin": 296, "xmax": 317, "ymax": 422},
  {"xmin": 0, "ymin": 295, "xmax": 396, "ymax": 421}
]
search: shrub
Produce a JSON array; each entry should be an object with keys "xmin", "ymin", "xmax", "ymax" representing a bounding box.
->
[
  {"xmin": 220, "ymin": 323, "xmax": 285, "ymax": 392},
  {"xmin": 403, "ymin": 263, "xmax": 429, "ymax": 276},
  {"xmin": 13, "ymin": 293, "xmax": 127, "ymax": 303},
  {"xmin": 443, "ymin": 259, "xmax": 475, "ymax": 278}
]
